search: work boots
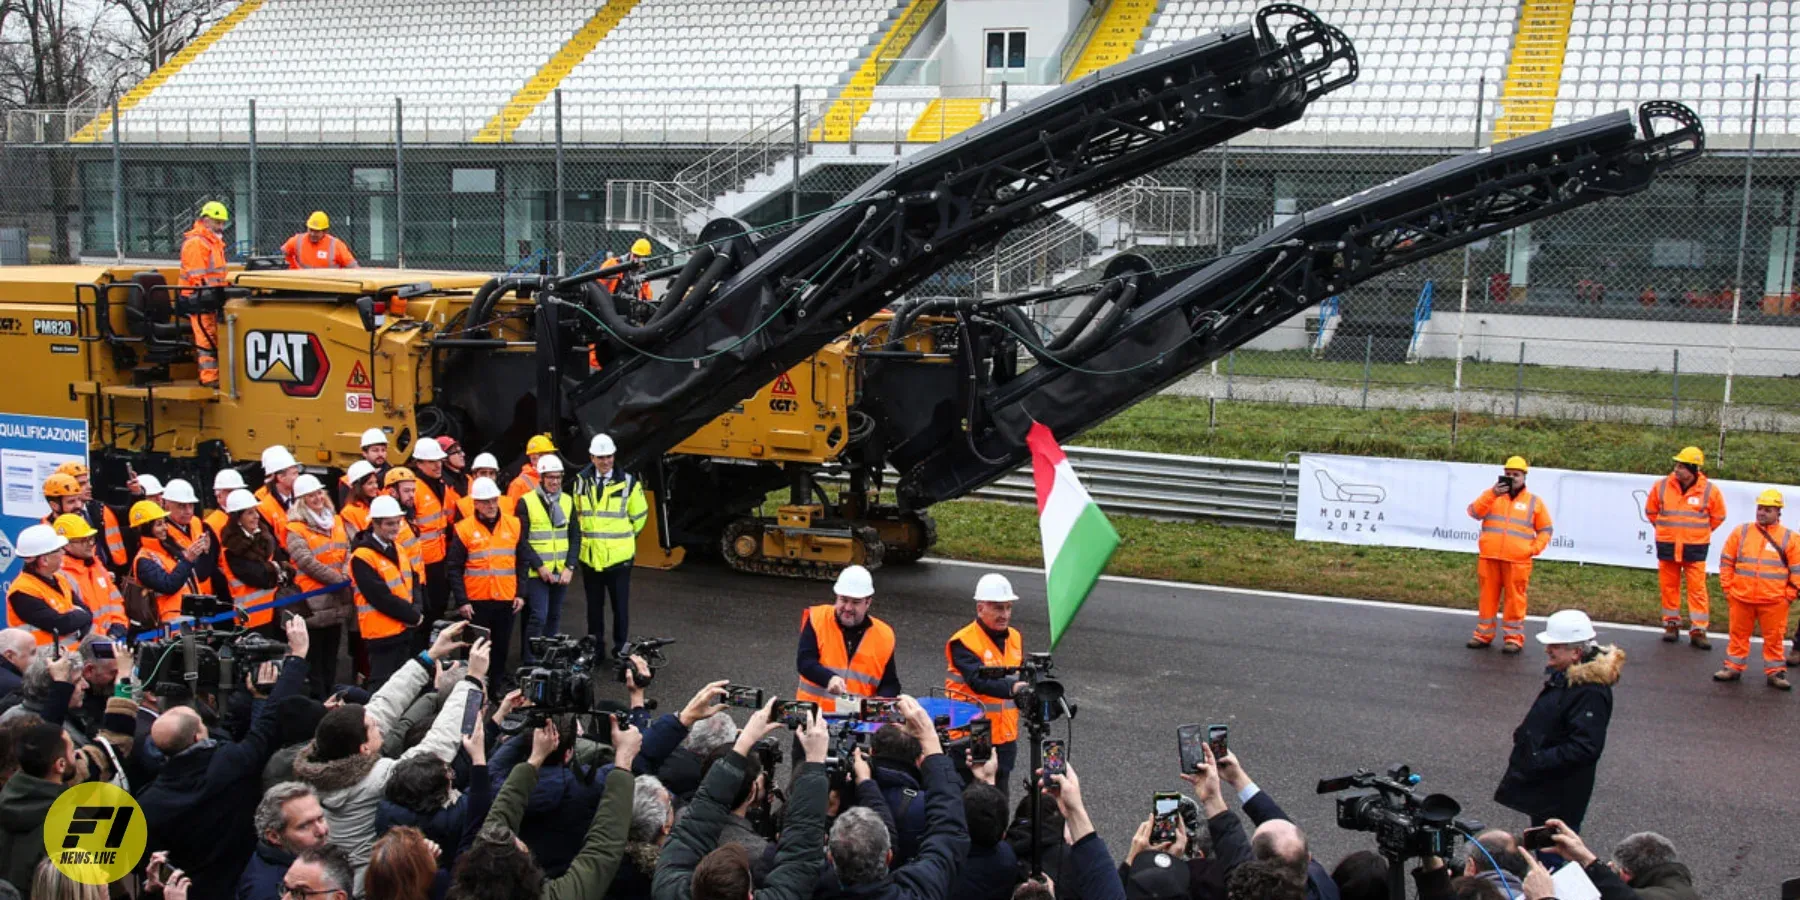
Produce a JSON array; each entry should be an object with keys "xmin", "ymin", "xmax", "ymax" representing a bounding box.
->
[
  {"xmin": 1770, "ymin": 671, "xmax": 1793, "ymax": 691},
  {"xmin": 1786, "ymin": 639, "xmax": 1800, "ymax": 668},
  {"xmin": 1501, "ymin": 642, "xmax": 1523, "ymax": 655},
  {"xmin": 1466, "ymin": 638, "xmax": 1491, "ymax": 649},
  {"xmin": 1662, "ymin": 623, "xmax": 1680, "ymax": 642},
  {"xmin": 1689, "ymin": 629, "xmax": 1712, "ymax": 650},
  {"xmin": 1712, "ymin": 668, "xmax": 1741, "ymax": 682}
]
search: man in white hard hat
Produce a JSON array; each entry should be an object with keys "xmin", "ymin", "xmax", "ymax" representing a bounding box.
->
[
  {"xmin": 796, "ymin": 564, "xmax": 899, "ymax": 712},
  {"xmin": 133, "ymin": 473, "xmax": 167, "ymax": 508},
  {"xmin": 447, "ymin": 476, "xmax": 526, "ymax": 682},
  {"xmin": 5, "ymin": 523, "xmax": 93, "ymax": 651},
  {"xmin": 256, "ymin": 445, "xmax": 302, "ymax": 548},
  {"xmin": 351, "ymin": 494, "xmax": 425, "ymax": 685},
  {"xmin": 573, "ymin": 433, "xmax": 648, "ymax": 658},
  {"xmin": 1494, "ymin": 609, "xmax": 1623, "ymax": 834},
  {"xmin": 945, "ymin": 573, "xmax": 1034, "ymax": 795},
  {"xmin": 156, "ymin": 478, "xmax": 219, "ymax": 593},
  {"xmin": 208, "ymin": 468, "xmax": 248, "ymax": 534},
  {"xmin": 408, "ymin": 439, "xmax": 461, "ymax": 629},
  {"xmin": 513, "ymin": 454, "xmax": 578, "ymax": 666},
  {"xmin": 457, "ymin": 453, "xmax": 501, "ymax": 519}
]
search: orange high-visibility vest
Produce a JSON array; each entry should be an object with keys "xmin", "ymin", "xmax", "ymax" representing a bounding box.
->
[
  {"xmin": 291, "ymin": 516, "xmax": 351, "ymax": 594},
  {"xmin": 354, "ymin": 544, "xmax": 414, "ymax": 640},
  {"xmin": 133, "ymin": 539, "xmax": 195, "ymax": 623},
  {"xmin": 341, "ymin": 500, "xmax": 371, "ymax": 533},
  {"xmin": 6, "ymin": 571, "xmax": 85, "ymax": 650},
  {"xmin": 1646, "ymin": 473, "xmax": 1726, "ymax": 562},
  {"xmin": 62, "ymin": 554, "xmax": 126, "ymax": 635},
  {"xmin": 254, "ymin": 486, "xmax": 291, "ymax": 549},
  {"xmin": 164, "ymin": 515, "xmax": 207, "ymax": 556},
  {"xmin": 454, "ymin": 514, "xmax": 520, "ymax": 601},
  {"xmin": 1719, "ymin": 522, "xmax": 1800, "ymax": 605},
  {"xmin": 283, "ymin": 233, "xmax": 357, "ymax": 269},
  {"xmin": 944, "ymin": 621, "xmax": 1022, "ymax": 744},
  {"xmin": 204, "ymin": 508, "xmax": 229, "ymax": 535},
  {"xmin": 90, "ymin": 502, "xmax": 128, "ymax": 568},
  {"xmin": 220, "ymin": 545, "xmax": 277, "ymax": 629},
  {"xmin": 395, "ymin": 519, "xmax": 425, "ymax": 584},
  {"xmin": 179, "ymin": 224, "xmax": 228, "ymax": 292},
  {"xmin": 413, "ymin": 482, "xmax": 454, "ymax": 565},
  {"xmin": 796, "ymin": 605, "xmax": 895, "ymax": 704},
  {"xmin": 506, "ymin": 464, "xmax": 540, "ymax": 502},
  {"xmin": 1468, "ymin": 488, "xmax": 1553, "ymax": 562}
]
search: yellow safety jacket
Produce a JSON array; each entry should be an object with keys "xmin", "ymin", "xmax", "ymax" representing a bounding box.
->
[{"xmin": 575, "ymin": 470, "xmax": 647, "ymax": 570}]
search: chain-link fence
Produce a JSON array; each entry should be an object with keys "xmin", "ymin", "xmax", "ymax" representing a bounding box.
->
[{"xmin": 4, "ymin": 90, "xmax": 1799, "ymax": 456}]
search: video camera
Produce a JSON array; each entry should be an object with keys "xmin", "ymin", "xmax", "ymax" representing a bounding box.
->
[
  {"xmin": 613, "ymin": 637, "xmax": 675, "ymax": 686},
  {"xmin": 1317, "ymin": 765, "xmax": 1481, "ymax": 865},
  {"xmin": 977, "ymin": 652, "xmax": 1073, "ymax": 725},
  {"xmin": 137, "ymin": 614, "xmax": 289, "ymax": 697},
  {"xmin": 517, "ymin": 634, "xmax": 603, "ymax": 713}
]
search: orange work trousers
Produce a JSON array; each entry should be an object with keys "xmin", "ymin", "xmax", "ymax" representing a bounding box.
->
[
  {"xmin": 1657, "ymin": 559, "xmax": 1710, "ymax": 631},
  {"xmin": 1722, "ymin": 599, "xmax": 1789, "ymax": 675},
  {"xmin": 190, "ymin": 312, "xmax": 219, "ymax": 385},
  {"xmin": 1473, "ymin": 558, "xmax": 1532, "ymax": 646}
]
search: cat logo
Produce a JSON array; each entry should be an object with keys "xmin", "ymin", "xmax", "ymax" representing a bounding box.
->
[{"xmin": 243, "ymin": 330, "xmax": 331, "ymax": 398}]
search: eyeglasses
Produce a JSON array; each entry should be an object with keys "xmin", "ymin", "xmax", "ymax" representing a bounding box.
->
[{"xmin": 280, "ymin": 885, "xmax": 343, "ymax": 899}]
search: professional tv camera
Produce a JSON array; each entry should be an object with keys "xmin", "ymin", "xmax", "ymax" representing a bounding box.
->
[
  {"xmin": 613, "ymin": 636, "xmax": 675, "ymax": 686},
  {"xmin": 517, "ymin": 634, "xmax": 604, "ymax": 712},
  {"xmin": 1318, "ymin": 765, "xmax": 1483, "ymax": 900},
  {"xmin": 136, "ymin": 596, "xmax": 290, "ymax": 697},
  {"xmin": 977, "ymin": 652, "xmax": 1073, "ymax": 724}
]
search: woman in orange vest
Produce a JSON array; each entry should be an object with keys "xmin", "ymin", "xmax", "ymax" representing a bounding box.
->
[
  {"xmin": 1466, "ymin": 456, "xmax": 1554, "ymax": 653},
  {"xmin": 219, "ymin": 489, "xmax": 286, "ymax": 635},
  {"xmin": 341, "ymin": 460, "xmax": 381, "ymax": 532},
  {"xmin": 5, "ymin": 524, "xmax": 92, "ymax": 651},
  {"xmin": 447, "ymin": 477, "xmax": 524, "ymax": 683},
  {"xmin": 352, "ymin": 495, "xmax": 425, "ymax": 686},
  {"xmin": 1645, "ymin": 447, "xmax": 1727, "ymax": 648},
  {"xmin": 286, "ymin": 474, "xmax": 356, "ymax": 697},
  {"xmin": 130, "ymin": 500, "xmax": 211, "ymax": 624},
  {"xmin": 409, "ymin": 440, "xmax": 461, "ymax": 628},
  {"xmin": 945, "ymin": 573, "xmax": 1033, "ymax": 794},
  {"xmin": 207, "ymin": 468, "xmax": 248, "ymax": 535},
  {"xmin": 1714, "ymin": 490, "xmax": 1798, "ymax": 690},
  {"xmin": 52, "ymin": 514, "xmax": 128, "ymax": 640},
  {"xmin": 795, "ymin": 565, "xmax": 899, "ymax": 712}
]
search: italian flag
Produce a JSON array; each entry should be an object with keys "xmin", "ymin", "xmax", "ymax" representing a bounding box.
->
[{"xmin": 1028, "ymin": 423, "xmax": 1120, "ymax": 649}]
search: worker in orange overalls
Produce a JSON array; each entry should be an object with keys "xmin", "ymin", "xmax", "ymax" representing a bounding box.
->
[
  {"xmin": 1466, "ymin": 456, "xmax": 1554, "ymax": 653},
  {"xmin": 590, "ymin": 239, "xmax": 656, "ymax": 370},
  {"xmin": 282, "ymin": 211, "xmax": 358, "ymax": 269},
  {"xmin": 506, "ymin": 435, "xmax": 559, "ymax": 501},
  {"xmin": 1713, "ymin": 489, "xmax": 1797, "ymax": 691},
  {"xmin": 179, "ymin": 201, "xmax": 231, "ymax": 386},
  {"xmin": 1646, "ymin": 446, "xmax": 1726, "ymax": 649}
]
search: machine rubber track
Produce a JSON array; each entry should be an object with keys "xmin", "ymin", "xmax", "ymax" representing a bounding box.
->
[{"xmin": 719, "ymin": 517, "xmax": 887, "ymax": 580}]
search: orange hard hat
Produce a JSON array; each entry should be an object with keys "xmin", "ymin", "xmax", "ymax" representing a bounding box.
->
[
  {"xmin": 383, "ymin": 466, "xmax": 416, "ymax": 487},
  {"xmin": 43, "ymin": 473, "xmax": 82, "ymax": 498},
  {"xmin": 54, "ymin": 461, "xmax": 89, "ymax": 479}
]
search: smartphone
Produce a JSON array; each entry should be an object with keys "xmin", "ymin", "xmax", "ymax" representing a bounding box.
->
[
  {"xmin": 1176, "ymin": 724, "xmax": 1206, "ymax": 773},
  {"xmin": 969, "ymin": 719, "xmax": 993, "ymax": 763},
  {"xmin": 771, "ymin": 700, "xmax": 819, "ymax": 729},
  {"xmin": 1151, "ymin": 791, "xmax": 1182, "ymax": 844},
  {"xmin": 723, "ymin": 685, "xmax": 764, "ymax": 709},
  {"xmin": 147, "ymin": 860, "xmax": 173, "ymax": 885},
  {"xmin": 1207, "ymin": 724, "xmax": 1229, "ymax": 758},
  {"xmin": 90, "ymin": 639, "xmax": 116, "ymax": 660},
  {"xmin": 462, "ymin": 689, "xmax": 485, "ymax": 736},
  {"xmin": 1042, "ymin": 739, "xmax": 1067, "ymax": 776},
  {"xmin": 1521, "ymin": 826, "xmax": 1555, "ymax": 852},
  {"xmin": 859, "ymin": 697, "xmax": 904, "ymax": 724},
  {"xmin": 464, "ymin": 625, "xmax": 491, "ymax": 644}
]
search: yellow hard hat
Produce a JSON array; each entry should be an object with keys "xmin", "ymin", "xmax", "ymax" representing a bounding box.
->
[
  {"xmin": 1672, "ymin": 446, "xmax": 1705, "ymax": 467},
  {"xmin": 383, "ymin": 466, "xmax": 416, "ymax": 487},
  {"xmin": 1504, "ymin": 455, "xmax": 1529, "ymax": 472},
  {"xmin": 127, "ymin": 500, "xmax": 168, "ymax": 529},
  {"xmin": 307, "ymin": 211, "xmax": 330, "ymax": 230},
  {"xmin": 1756, "ymin": 488, "xmax": 1785, "ymax": 508},
  {"xmin": 43, "ymin": 473, "xmax": 82, "ymax": 498},
  {"xmin": 52, "ymin": 514, "xmax": 98, "ymax": 540},
  {"xmin": 525, "ymin": 434, "xmax": 557, "ymax": 455},
  {"xmin": 54, "ymin": 461, "xmax": 88, "ymax": 479},
  {"xmin": 200, "ymin": 201, "xmax": 230, "ymax": 222},
  {"xmin": 630, "ymin": 238, "xmax": 653, "ymax": 257}
]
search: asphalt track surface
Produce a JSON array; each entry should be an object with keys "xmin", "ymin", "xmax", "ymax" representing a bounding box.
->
[{"xmin": 549, "ymin": 557, "xmax": 1791, "ymax": 900}]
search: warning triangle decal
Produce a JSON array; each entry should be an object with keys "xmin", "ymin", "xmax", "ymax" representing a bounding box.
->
[
  {"xmin": 346, "ymin": 360, "xmax": 372, "ymax": 391},
  {"xmin": 771, "ymin": 373, "xmax": 797, "ymax": 396}
]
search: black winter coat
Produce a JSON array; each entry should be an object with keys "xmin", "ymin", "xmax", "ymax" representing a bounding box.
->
[{"xmin": 1494, "ymin": 646, "xmax": 1623, "ymax": 827}]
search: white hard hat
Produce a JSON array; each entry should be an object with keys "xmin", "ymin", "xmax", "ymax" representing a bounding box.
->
[
  {"xmin": 411, "ymin": 439, "xmax": 446, "ymax": 462},
  {"xmin": 536, "ymin": 455, "xmax": 564, "ymax": 475},
  {"xmin": 346, "ymin": 460, "xmax": 377, "ymax": 485},
  {"xmin": 368, "ymin": 495, "xmax": 404, "ymax": 519},
  {"xmin": 136, "ymin": 474, "xmax": 165, "ymax": 496},
  {"xmin": 973, "ymin": 573, "xmax": 1018, "ymax": 603},
  {"xmin": 471, "ymin": 453, "xmax": 499, "ymax": 472},
  {"xmin": 588, "ymin": 434, "xmax": 617, "ymax": 457},
  {"xmin": 293, "ymin": 474, "xmax": 325, "ymax": 497},
  {"xmin": 224, "ymin": 489, "xmax": 260, "ymax": 514},
  {"xmin": 17, "ymin": 523, "xmax": 68, "ymax": 559},
  {"xmin": 360, "ymin": 428, "xmax": 389, "ymax": 448},
  {"xmin": 833, "ymin": 564, "xmax": 875, "ymax": 599},
  {"xmin": 163, "ymin": 479, "xmax": 200, "ymax": 505},
  {"xmin": 261, "ymin": 445, "xmax": 298, "ymax": 474},
  {"xmin": 213, "ymin": 468, "xmax": 247, "ymax": 491},
  {"xmin": 469, "ymin": 477, "xmax": 502, "ymax": 501},
  {"xmin": 1536, "ymin": 609, "xmax": 1597, "ymax": 645}
]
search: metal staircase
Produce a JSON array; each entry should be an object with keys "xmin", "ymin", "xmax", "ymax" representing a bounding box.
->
[{"xmin": 983, "ymin": 177, "xmax": 1210, "ymax": 295}]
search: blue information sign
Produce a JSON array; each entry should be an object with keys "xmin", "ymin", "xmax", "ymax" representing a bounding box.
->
[{"xmin": 0, "ymin": 414, "xmax": 89, "ymax": 592}]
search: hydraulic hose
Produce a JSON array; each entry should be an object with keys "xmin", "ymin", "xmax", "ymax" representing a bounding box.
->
[
  {"xmin": 1002, "ymin": 277, "xmax": 1141, "ymax": 366},
  {"xmin": 582, "ymin": 246, "xmax": 731, "ymax": 346}
]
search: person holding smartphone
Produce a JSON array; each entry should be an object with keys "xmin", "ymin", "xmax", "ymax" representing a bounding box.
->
[
  {"xmin": 447, "ymin": 477, "xmax": 527, "ymax": 684},
  {"xmin": 943, "ymin": 573, "xmax": 1034, "ymax": 798},
  {"xmin": 1466, "ymin": 456, "xmax": 1554, "ymax": 654}
]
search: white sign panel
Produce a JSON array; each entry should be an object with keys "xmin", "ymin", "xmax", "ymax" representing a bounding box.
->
[{"xmin": 1295, "ymin": 453, "xmax": 1800, "ymax": 572}]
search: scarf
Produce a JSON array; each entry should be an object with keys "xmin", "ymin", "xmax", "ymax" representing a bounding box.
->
[
  {"xmin": 536, "ymin": 485, "xmax": 567, "ymax": 528},
  {"xmin": 291, "ymin": 501, "xmax": 336, "ymax": 534}
]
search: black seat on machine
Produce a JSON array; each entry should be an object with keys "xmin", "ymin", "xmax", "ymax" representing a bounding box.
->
[{"xmin": 124, "ymin": 271, "xmax": 192, "ymax": 358}]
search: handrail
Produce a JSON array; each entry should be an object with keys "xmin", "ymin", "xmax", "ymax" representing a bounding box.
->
[{"xmin": 1060, "ymin": 0, "xmax": 1112, "ymax": 82}]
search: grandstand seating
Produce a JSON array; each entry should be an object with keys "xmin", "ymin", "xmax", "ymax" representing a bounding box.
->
[
  {"xmin": 1143, "ymin": 0, "xmax": 1514, "ymax": 137},
  {"xmin": 1552, "ymin": 0, "xmax": 1794, "ymax": 134}
]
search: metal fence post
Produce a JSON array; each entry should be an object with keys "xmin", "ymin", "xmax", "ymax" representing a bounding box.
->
[
  {"xmin": 1226, "ymin": 349, "xmax": 1235, "ymax": 400},
  {"xmin": 1361, "ymin": 333, "xmax": 1373, "ymax": 409},
  {"xmin": 555, "ymin": 89, "xmax": 566, "ymax": 277},
  {"xmin": 111, "ymin": 99, "xmax": 123, "ymax": 261},
  {"xmin": 1513, "ymin": 341, "xmax": 1525, "ymax": 417},
  {"xmin": 1473, "ymin": 75, "xmax": 1485, "ymax": 149},
  {"xmin": 793, "ymin": 84, "xmax": 803, "ymax": 222},
  {"xmin": 1722, "ymin": 74, "xmax": 1760, "ymax": 457},
  {"xmin": 247, "ymin": 99, "xmax": 258, "ymax": 254},
  {"xmin": 1000, "ymin": 80, "xmax": 1009, "ymax": 114},
  {"xmin": 394, "ymin": 98, "xmax": 406, "ymax": 268},
  {"xmin": 1215, "ymin": 143, "xmax": 1229, "ymax": 256},
  {"xmin": 1671, "ymin": 347, "xmax": 1680, "ymax": 426}
]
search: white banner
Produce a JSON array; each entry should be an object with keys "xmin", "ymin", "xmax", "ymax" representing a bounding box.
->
[{"xmin": 1294, "ymin": 453, "xmax": 1800, "ymax": 572}]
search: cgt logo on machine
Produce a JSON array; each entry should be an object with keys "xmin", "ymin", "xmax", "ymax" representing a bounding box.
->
[{"xmin": 244, "ymin": 330, "xmax": 331, "ymax": 398}]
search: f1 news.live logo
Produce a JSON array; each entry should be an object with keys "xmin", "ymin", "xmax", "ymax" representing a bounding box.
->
[
  {"xmin": 59, "ymin": 804, "xmax": 135, "ymax": 865},
  {"xmin": 46, "ymin": 784, "xmax": 147, "ymax": 884}
]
